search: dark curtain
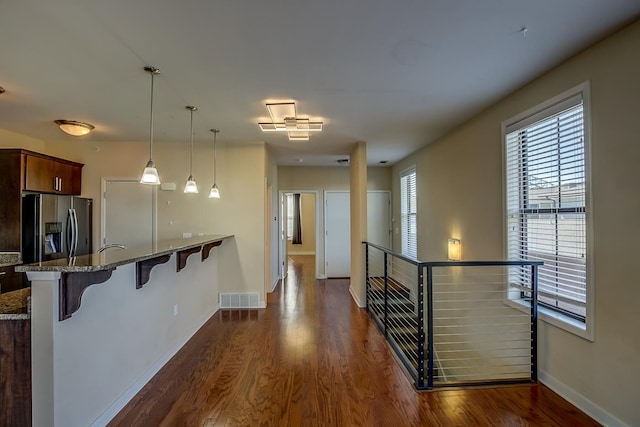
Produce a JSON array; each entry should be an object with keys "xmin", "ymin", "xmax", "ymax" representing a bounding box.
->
[{"xmin": 292, "ymin": 193, "xmax": 302, "ymax": 245}]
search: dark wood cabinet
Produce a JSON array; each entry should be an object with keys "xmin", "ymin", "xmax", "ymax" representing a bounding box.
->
[
  {"xmin": 0, "ymin": 149, "xmax": 84, "ymax": 252},
  {"xmin": 0, "ymin": 265, "xmax": 24, "ymax": 293},
  {"xmin": 24, "ymin": 152, "xmax": 82, "ymax": 195}
]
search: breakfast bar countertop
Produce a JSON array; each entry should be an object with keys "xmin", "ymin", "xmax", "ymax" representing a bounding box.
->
[{"xmin": 15, "ymin": 234, "xmax": 233, "ymax": 274}]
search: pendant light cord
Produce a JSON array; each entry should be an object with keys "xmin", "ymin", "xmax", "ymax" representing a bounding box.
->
[
  {"xmin": 189, "ymin": 108, "xmax": 194, "ymax": 175},
  {"xmin": 213, "ymin": 130, "xmax": 217, "ymax": 185},
  {"xmin": 149, "ymin": 71, "xmax": 155, "ymax": 161}
]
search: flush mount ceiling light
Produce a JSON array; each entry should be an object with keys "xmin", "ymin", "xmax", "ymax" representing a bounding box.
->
[
  {"xmin": 54, "ymin": 120, "xmax": 95, "ymax": 136},
  {"xmin": 184, "ymin": 106, "xmax": 199, "ymax": 194},
  {"xmin": 258, "ymin": 102, "xmax": 322, "ymax": 141},
  {"xmin": 140, "ymin": 66, "xmax": 161, "ymax": 185}
]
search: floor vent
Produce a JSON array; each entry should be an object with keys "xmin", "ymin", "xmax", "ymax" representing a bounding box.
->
[{"xmin": 219, "ymin": 293, "xmax": 261, "ymax": 309}]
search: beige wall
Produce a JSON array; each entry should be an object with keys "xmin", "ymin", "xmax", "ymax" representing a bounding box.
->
[
  {"xmin": 392, "ymin": 20, "xmax": 640, "ymax": 426},
  {"xmin": 287, "ymin": 193, "xmax": 316, "ymax": 255},
  {"xmin": 0, "ymin": 128, "xmax": 45, "ymax": 152},
  {"xmin": 349, "ymin": 142, "xmax": 367, "ymax": 306},
  {"xmin": 278, "ymin": 165, "xmax": 391, "ymax": 191},
  {"xmin": 266, "ymin": 148, "xmax": 279, "ymax": 292}
]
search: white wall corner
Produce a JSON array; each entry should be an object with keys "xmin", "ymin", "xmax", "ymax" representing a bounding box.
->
[
  {"xmin": 349, "ymin": 286, "xmax": 366, "ymax": 308},
  {"xmin": 269, "ymin": 278, "xmax": 279, "ymax": 293},
  {"xmin": 539, "ymin": 370, "xmax": 631, "ymax": 427}
]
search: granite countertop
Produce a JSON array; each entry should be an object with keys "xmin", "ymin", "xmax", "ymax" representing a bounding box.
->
[
  {"xmin": 16, "ymin": 234, "xmax": 233, "ymax": 273},
  {"xmin": 0, "ymin": 288, "xmax": 31, "ymax": 319},
  {"xmin": 0, "ymin": 252, "xmax": 22, "ymax": 268}
]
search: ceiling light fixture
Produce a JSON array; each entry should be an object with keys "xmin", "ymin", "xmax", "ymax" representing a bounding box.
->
[
  {"xmin": 258, "ymin": 102, "xmax": 322, "ymax": 141},
  {"xmin": 208, "ymin": 129, "xmax": 221, "ymax": 199},
  {"xmin": 140, "ymin": 66, "xmax": 161, "ymax": 185},
  {"xmin": 184, "ymin": 106, "xmax": 199, "ymax": 194},
  {"xmin": 54, "ymin": 120, "xmax": 95, "ymax": 136}
]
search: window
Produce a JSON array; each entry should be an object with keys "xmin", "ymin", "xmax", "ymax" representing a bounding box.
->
[
  {"xmin": 400, "ymin": 167, "xmax": 417, "ymax": 259},
  {"xmin": 504, "ymin": 83, "xmax": 592, "ymax": 338}
]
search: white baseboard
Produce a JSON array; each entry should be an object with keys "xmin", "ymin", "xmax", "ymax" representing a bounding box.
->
[
  {"xmin": 539, "ymin": 370, "xmax": 630, "ymax": 427},
  {"xmin": 349, "ymin": 286, "xmax": 366, "ymax": 308},
  {"xmin": 317, "ymin": 274, "xmax": 327, "ymax": 279},
  {"xmin": 288, "ymin": 251, "xmax": 315, "ymax": 255},
  {"xmin": 91, "ymin": 304, "xmax": 220, "ymax": 426}
]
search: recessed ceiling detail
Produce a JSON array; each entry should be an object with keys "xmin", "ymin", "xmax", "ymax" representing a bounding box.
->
[{"xmin": 258, "ymin": 102, "xmax": 323, "ymax": 141}]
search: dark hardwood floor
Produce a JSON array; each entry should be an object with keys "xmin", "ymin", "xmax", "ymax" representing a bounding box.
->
[{"xmin": 109, "ymin": 255, "xmax": 599, "ymax": 426}]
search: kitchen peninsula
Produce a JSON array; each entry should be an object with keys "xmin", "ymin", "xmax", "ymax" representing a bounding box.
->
[{"xmin": 17, "ymin": 234, "xmax": 233, "ymax": 427}]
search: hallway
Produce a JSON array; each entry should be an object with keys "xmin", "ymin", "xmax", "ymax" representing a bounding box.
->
[{"xmin": 109, "ymin": 255, "xmax": 598, "ymax": 426}]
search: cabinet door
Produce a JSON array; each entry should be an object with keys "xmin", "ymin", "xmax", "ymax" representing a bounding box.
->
[
  {"xmin": 24, "ymin": 155, "xmax": 57, "ymax": 193},
  {"xmin": 0, "ymin": 266, "xmax": 25, "ymax": 293},
  {"xmin": 55, "ymin": 162, "xmax": 82, "ymax": 195},
  {"xmin": 24, "ymin": 155, "xmax": 82, "ymax": 195}
]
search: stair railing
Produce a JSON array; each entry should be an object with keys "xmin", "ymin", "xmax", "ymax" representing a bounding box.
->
[{"xmin": 363, "ymin": 241, "xmax": 542, "ymax": 390}]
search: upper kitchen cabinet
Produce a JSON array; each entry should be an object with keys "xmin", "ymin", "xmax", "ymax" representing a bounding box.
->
[
  {"xmin": 24, "ymin": 151, "xmax": 83, "ymax": 195},
  {"xmin": 0, "ymin": 149, "xmax": 84, "ymax": 252}
]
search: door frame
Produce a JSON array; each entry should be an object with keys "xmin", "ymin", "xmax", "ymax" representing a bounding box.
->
[
  {"xmin": 278, "ymin": 190, "xmax": 322, "ymax": 280},
  {"xmin": 100, "ymin": 177, "xmax": 157, "ymax": 248}
]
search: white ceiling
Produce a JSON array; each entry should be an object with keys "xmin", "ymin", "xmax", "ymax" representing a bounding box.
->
[{"xmin": 1, "ymin": 0, "xmax": 638, "ymax": 166}]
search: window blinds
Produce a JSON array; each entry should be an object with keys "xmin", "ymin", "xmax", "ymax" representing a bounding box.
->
[
  {"xmin": 400, "ymin": 168, "xmax": 417, "ymax": 259},
  {"xmin": 506, "ymin": 96, "xmax": 587, "ymax": 320}
]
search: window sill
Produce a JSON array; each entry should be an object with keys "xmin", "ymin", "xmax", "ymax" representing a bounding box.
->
[{"xmin": 505, "ymin": 299, "xmax": 593, "ymax": 342}]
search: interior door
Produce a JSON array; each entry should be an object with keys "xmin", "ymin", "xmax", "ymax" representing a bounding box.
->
[
  {"xmin": 325, "ymin": 191, "xmax": 351, "ymax": 278},
  {"xmin": 103, "ymin": 179, "xmax": 154, "ymax": 250}
]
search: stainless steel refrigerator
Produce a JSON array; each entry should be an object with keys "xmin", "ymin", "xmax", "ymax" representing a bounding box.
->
[{"xmin": 22, "ymin": 194, "xmax": 93, "ymax": 263}]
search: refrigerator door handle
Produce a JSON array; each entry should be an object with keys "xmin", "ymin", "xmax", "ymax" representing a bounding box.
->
[
  {"xmin": 66, "ymin": 209, "xmax": 74, "ymax": 257},
  {"xmin": 72, "ymin": 208, "xmax": 79, "ymax": 257}
]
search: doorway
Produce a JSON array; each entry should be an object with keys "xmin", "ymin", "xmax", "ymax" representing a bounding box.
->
[{"xmin": 278, "ymin": 190, "xmax": 321, "ymax": 281}]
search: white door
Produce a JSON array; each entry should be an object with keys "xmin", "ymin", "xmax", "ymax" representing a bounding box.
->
[
  {"xmin": 103, "ymin": 179, "xmax": 155, "ymax": 249},
  {"xmin": 325, "ymin": 191, "xmax": 351, "ymax": 277}
]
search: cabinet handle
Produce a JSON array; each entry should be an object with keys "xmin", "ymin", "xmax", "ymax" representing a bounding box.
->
[
  {"xmin": 59, "ymin": 178, "xmax": 62, "ymax": 192},
  {"xmin": 54, "ymin": 176, "xmax": 58, "ymax": 191}
]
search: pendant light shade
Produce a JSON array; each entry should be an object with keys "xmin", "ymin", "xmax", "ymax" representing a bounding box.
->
[
  {"xmin": 209, "ymin": 129, "xmax": 221, "ymax": 199},
  {"xmin": 209, "ymin": 184, "xmax": 220, "ymax": 199},
  {"xmin": 140, "ymin": 66, "xmax": 161, "ymax": 185},
  {"xmin": 141, "ymin": 160, "xmax": 161, "ymax": 184},
  {"xmin": 184, "ymin": 106, "xmax": 199, "ymax": 193}
]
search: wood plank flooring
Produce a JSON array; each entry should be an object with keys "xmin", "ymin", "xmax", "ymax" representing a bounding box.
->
[{"xmin": 109, "ymin": 255, "xmax": 599, "ymax": 426}]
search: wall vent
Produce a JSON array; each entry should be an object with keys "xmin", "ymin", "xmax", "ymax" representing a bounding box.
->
[{"xmin": 219, "ymin": 293, "xmax": 261, "ymax": 309}]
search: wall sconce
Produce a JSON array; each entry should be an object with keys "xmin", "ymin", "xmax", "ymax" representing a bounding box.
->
[{"xmin": 448, "ymin": 239, "xmax": 461, "ymax": 261}]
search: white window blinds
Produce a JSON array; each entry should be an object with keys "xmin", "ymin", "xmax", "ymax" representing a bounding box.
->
[
  {"xmin": 506, "ymin": 93, "xmax": 587, "ymax": 321},
  {"xmin": 400, "ymin": 168, "xmax": 417, "ymax": 259}
]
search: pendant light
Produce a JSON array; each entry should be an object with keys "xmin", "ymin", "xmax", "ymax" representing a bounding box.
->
[
  {"xmin": 209, "ymin": 129, "xmax": 221, "ymax": 199},
  {"xmin": 140, "ymin": 66, "xmax": 161, "ymax": 185},
  {"xmin": 184, "ymin": 106, "xmax": 199, "ymax": 193}
]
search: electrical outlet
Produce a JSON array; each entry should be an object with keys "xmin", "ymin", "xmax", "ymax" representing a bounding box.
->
[
  {"xmin": 183, "ymin": 232, "xmax": 192, "ymax": 239},
  {"xmin": 173, "ymin": 304, "xmax": 178, "ymax": 316}
]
